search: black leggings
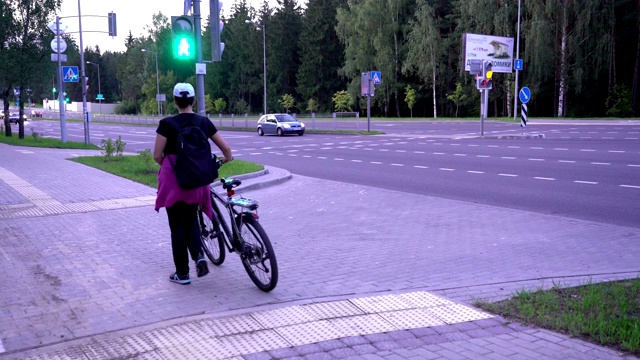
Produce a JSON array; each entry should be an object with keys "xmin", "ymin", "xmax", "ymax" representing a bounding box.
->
[{"xmin": 166, "ymin": 202, "xmax": 203, "ymax": 276}]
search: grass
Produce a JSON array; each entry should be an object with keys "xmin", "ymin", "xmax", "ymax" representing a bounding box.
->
[
  {"xmin": 0, "ymin": 129, "xmax": 100, "ymax": 149},
  {"xmin": 70, "ymin": 154, "xmax": 264, "ymax": 189},
  {"xmin": 475, "ymin": 278, "xmax": 640, "ymax": 356}
]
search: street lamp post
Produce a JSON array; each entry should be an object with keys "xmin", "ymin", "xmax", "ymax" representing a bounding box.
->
[
  {"xmin": 86, "ymin": 61, "xmax": 101, "ymax": 114},
  {"xmin": 245, "ymin": 20, "xmax": 267, "ymax": 115},
  {"xmin": 141, "ymin": 49, "xmax": 161, "ymax": 116}
]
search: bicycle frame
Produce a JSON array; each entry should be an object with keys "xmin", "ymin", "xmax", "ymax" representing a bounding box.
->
[{"xmin": 208, "ymin": 182, "xmax": 259, "ymax": 253}]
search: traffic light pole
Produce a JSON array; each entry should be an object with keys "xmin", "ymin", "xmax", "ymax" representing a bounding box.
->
[{"xmin": 193, "ymin": 0, "xmax": 205, "ymax": 116}]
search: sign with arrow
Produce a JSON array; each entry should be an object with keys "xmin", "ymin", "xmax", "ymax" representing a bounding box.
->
[{"xmin": 48, "ymin": 20, "xmax": 68, "ymax": 35}]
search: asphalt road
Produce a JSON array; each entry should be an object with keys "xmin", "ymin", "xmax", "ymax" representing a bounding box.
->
[{"xmin": 12, "ymin": 119, "xmax": 640, "ymax": 228}]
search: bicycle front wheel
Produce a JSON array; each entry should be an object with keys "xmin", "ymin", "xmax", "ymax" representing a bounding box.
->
[
  {"xmin": 198, "ymin": 210, "xmax": 226, "ymax": 265},
  {"xmin": 236, "ymin": 215, "xmax": 278, "ymax": 292}
]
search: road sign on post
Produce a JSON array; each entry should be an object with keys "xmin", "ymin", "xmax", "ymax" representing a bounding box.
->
[
  {"xmin": 62, "ymin": 66, "xmax": 79, "ymax": 82},
  {"xmin": 371, "ymin": 71, "xmax": 381, "ymax": 85},
  {"xmin": 519, "ymin": 86, "xmax": 531, "ymax": 103}
]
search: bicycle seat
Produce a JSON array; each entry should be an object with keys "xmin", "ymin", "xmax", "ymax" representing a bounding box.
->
[{"xmin": 221, "ymin": 178, "xmax": 242, "ymax": 190}]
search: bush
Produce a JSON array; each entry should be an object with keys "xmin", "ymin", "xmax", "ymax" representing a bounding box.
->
[
  {"xmin": 115, "ymin": 135, "xmax": 126, "ymax": 157},
  {"xmin": 30, "ymin": 127, "xmax": 41, "ymax": 141},
  {"xmin": 606, "ymin": 85, "xmax": 633, "ymax": 118},
  {"xmin": 114, "ymin": 100, "xmax": 138, "ymax": 115},
  {"xmin": 101, "ymin": 138, "xmax": 115, "ymax": 161},
  {"xmin": 139, "ymin": 149, "xmax": 155, "ymax": 174}
]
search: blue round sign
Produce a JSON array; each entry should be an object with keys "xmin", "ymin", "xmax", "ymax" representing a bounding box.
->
[{"xmin": 519, "ymin": 87, "xmax": 531, "ymax": 104}]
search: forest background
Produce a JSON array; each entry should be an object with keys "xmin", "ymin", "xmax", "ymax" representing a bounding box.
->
[{"xmin": 1, "ymin": 0, "xmax": 638, "ymax": 121}]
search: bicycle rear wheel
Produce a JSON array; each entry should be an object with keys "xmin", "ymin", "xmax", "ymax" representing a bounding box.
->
[
  {"xmin": 236, "ymin": 215, "xmax": 278, "ymax": 292},
  {"xmin": 198, "ymin": 210, "xmax": 226, "ymax": 265}
]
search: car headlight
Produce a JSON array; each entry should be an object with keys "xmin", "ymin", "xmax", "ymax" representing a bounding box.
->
[
  {"xmin": 300, "ymin": 122, "xmax": 305, "ymax": 127},
  {"xmin": 283, "ymin": 123, "xmax": 291, "ymax": 129}
]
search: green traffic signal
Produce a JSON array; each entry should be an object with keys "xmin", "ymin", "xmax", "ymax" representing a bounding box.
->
[{"xmin": 171, "ymin": 16, "xmax": 195, "ymax": 60}]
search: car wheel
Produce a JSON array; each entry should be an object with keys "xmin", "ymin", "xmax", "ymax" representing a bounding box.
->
[
  {"xmin": 277, "ymin": 128, "xmax": 284, "ymax": 136},
  {"xmin": 298, "ymin": 132, "xmax": 304, "ymax": 136},
  {"xmin": 257, "ymin": 127, "xmax": 264, "ymax": 136}
]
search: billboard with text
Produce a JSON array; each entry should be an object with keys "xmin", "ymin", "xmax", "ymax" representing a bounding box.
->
[{"xmin": 463, "ymin": 33, "xmax": 514, "ymax": 74}]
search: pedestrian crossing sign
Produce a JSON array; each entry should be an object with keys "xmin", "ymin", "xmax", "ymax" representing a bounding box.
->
[
  {"xmin": 62, "ymin": 66, "xmax": 79, "ymax": 82},
  {"xmin": 371, "ymin": 71, "xmax": 381, "ymax": 85}
]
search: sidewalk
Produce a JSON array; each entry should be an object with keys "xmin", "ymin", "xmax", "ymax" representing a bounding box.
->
[{"xmin": 0, "ymin": 143, "xmax": 638, "ymax": 359}]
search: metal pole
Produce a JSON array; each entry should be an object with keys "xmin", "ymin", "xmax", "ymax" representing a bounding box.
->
[
  {"xmin": 193, "ymin": 0, "xmax": 205, "ymax": 115},
  {"xmin": 262, "ymin": 23, "xmax": 267, "ymax": 115},
  {"xmin": 77, "ymin": 0, "xmax": 90, "ymax": 145},
  {"xmin": 155, "ymin": 52, "xmax": 160, "ymax": 116},
  {"xmin": 56, "ymin": 16, "xmax": 67, "ymax": 143},
  {"xmin": 513, "ymin": 0, "xmax": 521, "ymax": 122},
  {"xmin": 97, "ymin": 63, "xmax": 101, "ymax": 114}
]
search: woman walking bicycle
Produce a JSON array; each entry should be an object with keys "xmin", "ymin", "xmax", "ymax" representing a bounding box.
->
[{"xmin": 153, "ymin": 82, "xmax": 233, "ymax": 285}]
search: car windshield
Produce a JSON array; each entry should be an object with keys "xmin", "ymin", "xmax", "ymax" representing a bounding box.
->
[{"xmin": 275, "ymin": 114, "xmax": 297, "ymax": 123}]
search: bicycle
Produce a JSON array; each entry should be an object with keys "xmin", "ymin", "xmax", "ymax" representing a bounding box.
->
[{"xmin": 197, "ymin": 172, "xmax": 279, "ymax": 292}]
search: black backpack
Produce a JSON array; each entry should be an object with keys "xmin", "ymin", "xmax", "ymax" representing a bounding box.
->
[{"xmin": 167, "ymin": 116, "xmax": 219, "ymax": 190}]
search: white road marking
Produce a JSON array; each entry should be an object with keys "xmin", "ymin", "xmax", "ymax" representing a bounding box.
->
[
  {"xmin": 414, "ymin": 165, "xmax": 429, "ymax": 169},
  {"xmin": 580, "ymin": 149, "xmax": 596, "ymax": 152},
  {"xmin": 508, "ymin": 146, "xmax": 520, "ymax": 149},
  {"xmin": 396, "ymin": 150, "xmax": 406, "ymax": 153},
  {"xmin": 574, "ymin": 181, "xmax": 598, "ymax": 185},
  {"xmin": 454, "ymin": 154, "xmax": 466, "ymax": 156},
  {"xmin": 591, "ymin": 162, "xmax": 610, "ymax": 165},
  {"xmin": 620, "ymin": 185, "xmax": 640, "ymax": 189},
  {"xmin": 608, "ymin": 150, "xmax": 625, "ymax": 153},
  {"xmin": 249, "ymin": 152, "xmax": 262, "ymax": 155},
  {"xmin": 414, "ymin": 151, "xmax": 425, "ymax": 154},
  {"xmin": 629, "ymin": 164, "xmax": 640, "ymax": 167},
  {"xmin": 554, "ymin": 148, "xmax": 569, "ymax": 150},
  {"xmin": 370, "ymin": 161, "xmax": 382, "ymax": 165},
  {"xmin": 318, "ymin": 156, "xmax": 327, "ymax": 159},
  {"xmin": 488, "ymin": 145, "xmax": 499, "ymax": 148},
  {"xmin": 528, "ymin": 158, "xmax": 544, "ymax": 161},
  {"xmin": 499, "ymin": 174, "xmax": 518, "ymax": 177},
  {"xmin": 559, "ymin": 160, "xmax": 576, "ymax": 163},
  {"xmin": 534, "ymin": 177, "xmax": 555, "ymax": 181},
  {"xmin": 439, "ymin": 168, "xmax": 454, "ymax": 171},
  {"xmin": 477, "ymin": 155, "xmax": 490, "ymax": 158},
  {"xmin": 530, "ymin": 147, "xmax": 544, "ymax": 150},
  {"xmin": 501, "ymin": 157, "xmax": 516, "ymax": 159},
  {"xmin": 391, "ymin": 163, "xmax": 404, "ymax": 166},
  {"xmin": 351, "ymin": 160, "xmax": 362, "ymax": 163},
  {"xmin": 467, "ymin": 171, "xmax": 484, "ymax": 174},
  {"xmin": 433, "ymin": 152, "xmax": 445, "ymax": 155},
  {"xmin": 334, "ymin": 158, "xmax": 344, "ymax": 161}
]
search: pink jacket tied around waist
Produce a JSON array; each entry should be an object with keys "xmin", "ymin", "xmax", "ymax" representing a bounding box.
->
[{"xmin": 155, "ymin": 154, "xmax": 213, "ymax": 220}]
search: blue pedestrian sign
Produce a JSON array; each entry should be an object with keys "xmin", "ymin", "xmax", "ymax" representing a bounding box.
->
[
  {"xmin": 519, "ymin": 86, "xmax": 531, "ymax": 104},
  {"xmin": 371, "ymin": 71, "xmax": 381, "ymax": 85},
  {"xmin": 514, "ymin": 59, "xmax": 523, "ymax": 71},
  {"xmin": 62, "ymin": 66, "xmax": 79, "ymax": 82}
]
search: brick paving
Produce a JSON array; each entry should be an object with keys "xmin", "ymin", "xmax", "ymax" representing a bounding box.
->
[{"xmin": 0, "ymin": 142, "xmax": 638, "ymax": 359}]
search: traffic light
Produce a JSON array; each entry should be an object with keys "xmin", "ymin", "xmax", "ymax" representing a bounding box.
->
[
  {"xmin": 171, "ymin": 16, "xmax": 196, "ymax": 60},
  {"xmin": 108, "ymin": 12, "xmax": 117, "ymax": 37},
  {"xmin": 85, "ymin": 77, "xmax": 89, "ymax": 91},
  {"xmin": 482, "ymin": 61, "xmax": 493, "ymax": 89},
  {"xmin": 210, "ymin": 0, "xmax": 225, "ymax": 61}
]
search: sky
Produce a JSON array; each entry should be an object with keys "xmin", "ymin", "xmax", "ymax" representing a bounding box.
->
[{"xmin": 58, "ymin": 0, "xmax": 298, "ymax": 53}]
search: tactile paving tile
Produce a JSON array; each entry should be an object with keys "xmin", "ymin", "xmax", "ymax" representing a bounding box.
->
[
  {"xmin": 378, "ymin": 308, "xmax": 446, "ymax": 329},
  {"xmin": 425, "ymin": 303, "xmax": 493, "ymax": 324},
  {"xmin": 302, "ymin": 300, "xmax": 364, "ymax": 320},
  {"xmin": 217, "ymin": 330, "xmax": 290, "ymax": 356},
  {"xmin": 329, "ymin": 314, "xmax": 396, "ymax": 335},
  {"xmin": 82, "ymin": 334, "xmax": 155, "ymax": 359},
  {"xmin": 275, "ymin": 319, "xmax": 355, "ymax": 346},
  {"xmin": 398, "ymin": 291, "xmax": 455, "ymax": 308},
  {"xmin": 23, "ymin": 348, "xmax": 86, "ymax": 360},
  {"xmin": 198, "ymin": 314, "xmax": 264, "ymax": 337},
  {"xmin": 141, "ymin": 322, "xmax": 206, "ymax": 350},
  {"xmin": 155, "ymin": 337, "xmax": 234, "ymax": 360},
  {"xmin": 250, "ymin": 305, "xmax": 318, "ymax": 328},
  {"xmin": 350, "ymin": 294, "xmax": 414, "ymax": 313}
]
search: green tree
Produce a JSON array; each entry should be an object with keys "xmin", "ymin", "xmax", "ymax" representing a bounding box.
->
[
  {"xmin": 269, "ymin": 0, "xmax": 303, "ymax": 109},
  {"xmin": 404, "ymin": 85, "xmax": 416, "ymax": 117},
  {"xmin": 306, "ymin": 99, "xmax": 318, "ymax": 113},
  {"xmin": 332, "ymin": 90, "xmax": 353, "ymax": 112},
  {"xmin": 446, "ymin": 83, "xmax": 467, "ymax": 118},
  {"xmin": 296, "ymin": 0, "xmax": 347, "ymax": 112},
  {"xmin": 403, "ymin": 0, "xmax": 441, "ymax": 118},
  {"xmin": 279, "ymin": 93, "xmax": 295, "ymax": 113},
  {"xmin": 213, "ymin": 98, "xmax": 227, "ymax": 114}
]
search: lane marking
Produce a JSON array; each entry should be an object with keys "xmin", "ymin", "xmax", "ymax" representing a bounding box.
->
[
  {"xmin": 433, "ymin": 152, "xmax": 445, "ymax": 155},
  {"xmin": 574, "ymin": 181, "xmax": 598, "ymax": 185},
  {"xmin": 528, "ymin": 158, "xmax": 544, "ymax": 161},
  {"xmin": 501, "ymin": 157, "xmax": 516, "ymax": 159},
  {"xmin": 591, "ymin": 162, "xmax": 610, "ymax": 165},
  {"xmin": 414, "ymin": 165, "xmax": 429, "ymax": 169},
  {"xmin": 629, "ymin": 164, "xmax": 640, "ymax": 167},
  {"xmin": 554, "ymin": 148, "xmax": 569, "ymax": 150},
  {"xmin": 609, "ymin": 150, "xmax": 625, "ymax": 153},
  {"xmin": 391, "ymin": 163, "xmax": 404, "ymax": 166},
  {"xmin": 530, "ymin": 147, "xmax": 544, "ymax": 150},
  {"xmin": 370, "ymin": 161, "xmax": 382, "ymax": 165},
  {"xmin": 454, "ymin": 154, "xmax": 466, "ymax": 157},
  {"xmin": 499, "ymin": 174, "xmax": 518, "ymax": 177},
  {"xmin": 439, "ymin": 168, "xmax": 454, "ymax": 171},
  {"xmin": 580, "ymin": 149, "xmax": 596, "ymax": 152},
  {"xmin": 351, "ymin": 160, "xmax": 362, "ymax": 163},
  {"xmin": 334, "ymin": 158, "xmax": 344, "ymax": 161},
  {"xmin": 477, "ymin": 155, "xmax": 490, "ymax": 158},
  {"xmin": 559, "ymin": 160, "xmax": 576, "ymax": 163},
  {"xmin": 620, "ymin": 185, "xmax": 640, "ymax": 189},
  {"xmin": 467, "ymin": 171, "xmax": 484, "ymax": 174},
  {"xmin": 534, "ymin": 177, "xmax": 556, "ymax": 181}
]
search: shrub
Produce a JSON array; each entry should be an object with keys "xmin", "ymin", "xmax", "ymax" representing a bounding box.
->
[
  {"xmin": 115, "ymin": 136, "xmax": 126, "ymax": 157},
  {"xmin": 100, "ymin": 138, "xmax": 115, "ymax": 161},
  {"xmin": 139, "ymin": 149, "xmax": 155, "ymax": 174}
]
